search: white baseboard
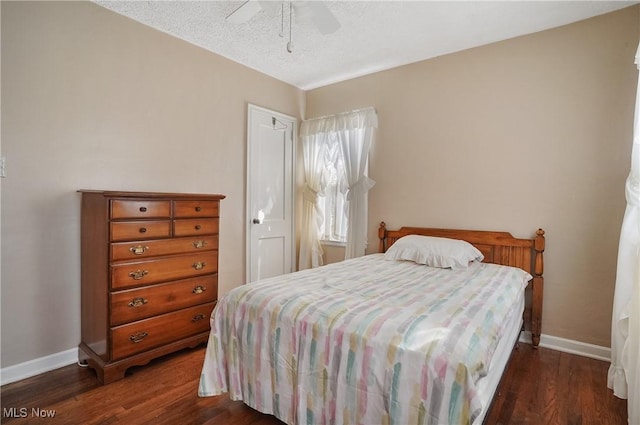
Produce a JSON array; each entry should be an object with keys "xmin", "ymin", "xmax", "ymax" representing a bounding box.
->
[
  {"xmin": 520, "ymin": 331, "xmax": 611, "ymax": 362},
  {"xmin": 0, "ymin": 333, "xmax": 612, "ymax": 386},
  {"xmin": 0, "ymin": 348, "xmax": 78, "ymax": 386}
]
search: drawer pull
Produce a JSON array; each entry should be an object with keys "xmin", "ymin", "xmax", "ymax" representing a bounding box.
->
[
  {"xmin": 195, "ymin": 224, "xmax": 202, "ymax": 230},
  {"xmin": 128, "ymin": 297, "xmax": 148, "ymax": 308},
  {"xmin": 193, "ymin": 240, "xmax": 208, "ymax": 249},
  {"xmin": 192, "ymin": 285, "xmax": 206, "ymax": 294},
  {"xmin": 193, "ymin": 262, "xmax": 206, "ymax": 270},
  {"xmin": 139, "ymin": 227, "xmax": 147, "ymax": 233},
  {"xmin": 128, "ymin": 269, "xmax": 149, "ymax": 280},
  {"xmin": 192, "ymin": 314, "xmax": 206, "ymax": 322},
  {"xmin": 129, "ymin": 245, "xmax": 149, "ymax": 255},
  {"xmin": 195, "ymin": 206, "xmax": 202, "ymax": 212},
  {"xmin": 129, "ymin": 331, "xmax": 148, "ymax": 343},
  {"xmin": 139, "ymin": 207, "xmax": 147, "ymax": 212}
]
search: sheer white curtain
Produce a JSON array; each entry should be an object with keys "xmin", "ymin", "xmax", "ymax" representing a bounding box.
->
[
  {"xmin": 319, "ymin": 139, "xmax": 348, "ymax": 243},
  {"xmin": 298, "ymin": 107, "xmax": 378, "ymax": 266},
  {"xmin": 608, "ymin": 41, "xmax": 640, "ymax": 425},
  {"xmin": 298, "ymin": 129, "xmax": 329, "ymax": 270},
  {"xmin": 335, "ymin": 107, "xmax": 378, "ymax": 259}
]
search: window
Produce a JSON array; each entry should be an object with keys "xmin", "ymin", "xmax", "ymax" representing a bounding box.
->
[
  {"xmin": 317, "ymin": 133, "xmax": 368, "ymax": 245},
  {"xmin": 318, "ymin": 136, "xmax": 347, "ymax": 243},
  {"xmin": 299, "ymin": 106, "xmax": 377, "ymax": 267}
]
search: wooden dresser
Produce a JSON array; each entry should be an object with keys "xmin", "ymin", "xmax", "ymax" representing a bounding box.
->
[{"xmin": 78, "ymin": 190, "xmax": 225, "ymax": 384}]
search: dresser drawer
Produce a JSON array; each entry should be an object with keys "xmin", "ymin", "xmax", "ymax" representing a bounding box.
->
[
  {"xmin": 110, "ymin": 221, "xmax": 171, "ymax": 242},
  {"xmin": 110, "ymin": 275, "xmax": 218, "ymax": 326},
  {"xmin": 174, "ymin": 200, "xmax": 219, "ymax": 218},
  {"xmin": 173, "ymin": 218, "xmax": 219, "ymax": 237},
  {"xmin": 111, "ymin": 235, "xmax": 218, "ymax": 261},
  {"xmin": 111, "ymin": 251, "xmax": 218, "ymax": 290},
  {"xmin": 111, "ymin": 200, "xmax": 171, "ymax": 219},
  {"xmin": 110, "ymin": 302, "xmax": 215, "ymax": 360}
]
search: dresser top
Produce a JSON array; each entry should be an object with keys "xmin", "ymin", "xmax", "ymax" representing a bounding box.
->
[{"xmin": 78, "ymin": 190, "xmax": 226, "ymax": 200}]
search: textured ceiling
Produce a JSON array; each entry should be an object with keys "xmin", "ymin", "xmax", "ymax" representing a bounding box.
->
[{"xmin": 94, "ymin": 1, "xmax": 637, "ymax": 90}]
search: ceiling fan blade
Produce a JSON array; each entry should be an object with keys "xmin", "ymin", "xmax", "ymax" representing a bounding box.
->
[
  {"xmin": 304, "ymin": 1, "xmax": 340, "ymax": 35},
  {"xmin": 225, "ymin": 0, "xmax": 263, "ymax": 24}
]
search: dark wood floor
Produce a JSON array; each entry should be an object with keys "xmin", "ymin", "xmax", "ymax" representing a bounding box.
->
[{"xmin": 1, "ymin": 343, "xmax": 627, "ymax": 425}]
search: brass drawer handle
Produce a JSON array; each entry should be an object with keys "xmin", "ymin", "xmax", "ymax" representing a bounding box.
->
[
  {"xmin": 139, "ymin": 227, "xmax": 147, "ymax": 233},
  {"xmin": 194, "ymin": 224, "xmax": 202, "ymax": 230},
  {"xmin": 129, "ymin": 331, "xmax": 148, "ymax": 343},
  {"xmin": 193, "ymin": 240, "xmax": 207, "ymax": 249},
  {"xmin": 192, "ymin": 314, "xmax": 206, "ymax": 322},
  {"xmin": 192, "ymin": 262, "xmax": 206, "ymax": 270},
  {"xmin": 195, "ymin": 206, "xmax": 202, "ymax": 212},
  {"xmin": 128, "ymin": 297, "xmax": 148, "ymax": 308},
  {"xmin": 129, "ymin": 245, "xmax": 149, "ymax": 255},
  {"xmin": 192, "ymin": 285, "xmax": 206, "ymax": 294},
  {"xmin": 139, "ymin": 207, "xmax": 147, "ymax": 212},
  {"xmin": 128, "ymin": 269, "xmax": 149, "ymax": 280}
]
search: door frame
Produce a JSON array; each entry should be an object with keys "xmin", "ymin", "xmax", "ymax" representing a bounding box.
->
[{"xmin": 245, "ymin": 103, "xmax": 297, "ymax": 283}]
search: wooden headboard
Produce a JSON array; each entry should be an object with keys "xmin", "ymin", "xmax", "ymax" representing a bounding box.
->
[{"xmin": 377, "ymin": 222, "xmax": 545, "ymax": 347}]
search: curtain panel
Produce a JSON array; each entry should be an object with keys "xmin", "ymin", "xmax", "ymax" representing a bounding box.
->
[
  {"xmin": 608, "ymin": 41, "xmax": 640, "ymax": 425},
  {"xmin": 298, "ymin": 132, "xmax": 328, "ymax": 270},
  {"xmin": 338, "ymin": 124, "xmax": 376, "ymax": 259}
]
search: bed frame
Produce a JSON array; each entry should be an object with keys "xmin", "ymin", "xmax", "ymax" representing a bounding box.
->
[{"xmin": 377, "ymin": 222, "xmax": 545, "ymax": 347}]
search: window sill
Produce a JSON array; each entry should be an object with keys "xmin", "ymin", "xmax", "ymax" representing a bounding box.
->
[{"xmin": 320, "ymin": 240, "xmax": 346, "ymax": 248}]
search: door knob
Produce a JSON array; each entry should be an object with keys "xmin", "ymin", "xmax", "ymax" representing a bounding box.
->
[{"xmin": 252, "ymin": 218, "xmax": 262, "ymax": 224}]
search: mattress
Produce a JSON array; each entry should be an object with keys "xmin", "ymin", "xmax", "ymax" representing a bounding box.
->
[
  {"xmin": 199, "ymin": 254, "xmax": 531, "ymax": 425},
  {"xmin": 473, "ymin": 294, "xmax": 524, "ymax": 424}
]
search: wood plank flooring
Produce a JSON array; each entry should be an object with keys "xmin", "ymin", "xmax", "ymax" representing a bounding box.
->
[
  {"xmin": 484, "ymin": 343, "xmax": 627, "ymax": 424},
  {"xmin": 1, "ymin": 343, "xmax": 627, "ymax": 424}
]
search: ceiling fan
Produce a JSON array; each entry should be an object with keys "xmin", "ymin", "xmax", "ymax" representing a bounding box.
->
[{"xmin": 225, "ymin": 1, "xmax": 341, "ymax": 53}]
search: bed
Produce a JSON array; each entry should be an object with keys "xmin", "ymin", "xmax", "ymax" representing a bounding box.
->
[{"xmin": 198, "ymin": 222, "xmax": 545, "ymax": 425}]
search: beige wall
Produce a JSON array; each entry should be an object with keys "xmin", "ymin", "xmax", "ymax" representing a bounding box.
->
[
  {"xmin": 0, "ymin": 1, "xmax": 302, "ymax": 368},
  {"xmin": 307, "ymin": 5, "xmax": 640, "ymax": 347}
]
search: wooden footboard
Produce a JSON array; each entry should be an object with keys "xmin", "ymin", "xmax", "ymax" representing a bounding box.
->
[{"xmin": 377, "ymin": 222, "xmax": 545, "ymax": 347}]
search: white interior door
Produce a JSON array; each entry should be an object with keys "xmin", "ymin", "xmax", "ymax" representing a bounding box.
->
[{"xmin": 246, "ymin": 104, "xmax": 296, "ymax": 283}]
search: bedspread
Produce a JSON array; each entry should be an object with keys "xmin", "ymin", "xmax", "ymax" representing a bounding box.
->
[{"xmin": 198, "ymin": 254, "xmax": 531, "ymax": 425}]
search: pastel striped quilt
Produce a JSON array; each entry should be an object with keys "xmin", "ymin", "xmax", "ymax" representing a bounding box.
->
[{"xmin": 199, "ymin": 254, "xmax": 531, "ymax": 425}]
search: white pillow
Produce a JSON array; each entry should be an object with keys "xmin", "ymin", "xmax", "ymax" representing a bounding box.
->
[{"xmin": 384, "ymin": 235, "xmax": 484, "ymax": 269}]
